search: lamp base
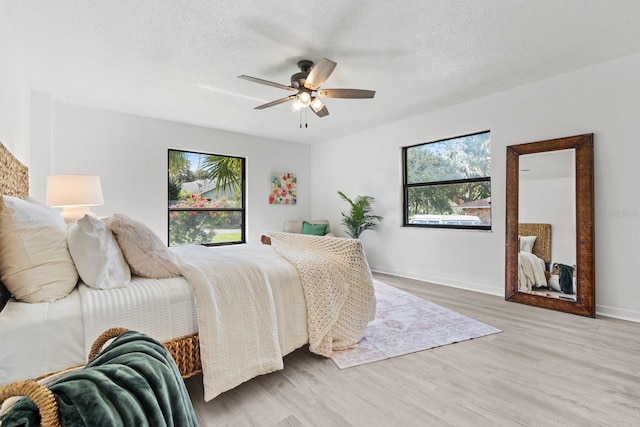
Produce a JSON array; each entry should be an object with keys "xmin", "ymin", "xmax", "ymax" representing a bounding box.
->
[{"xmin": 60, "ymin": 206, "xmax": 97, "ymax": 223}]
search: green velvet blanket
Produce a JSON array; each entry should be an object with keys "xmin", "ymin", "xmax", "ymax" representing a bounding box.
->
[
  {"xmin": 558, "ymin": 263, "xmax": 575, "ymax": 294},
  {"xmin": 1, "ymin": 331, "xmax": 198, "ymax": 426}
]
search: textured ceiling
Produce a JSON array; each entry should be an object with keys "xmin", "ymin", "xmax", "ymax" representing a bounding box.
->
[{"xmin": 3, "ymin": 0, "xmax": 640, "ymax": 144}]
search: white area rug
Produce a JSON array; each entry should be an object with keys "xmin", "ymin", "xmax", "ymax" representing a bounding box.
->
[{"xmin": 331, "ymin": 280, "xmax": 502, "ymax": 369}]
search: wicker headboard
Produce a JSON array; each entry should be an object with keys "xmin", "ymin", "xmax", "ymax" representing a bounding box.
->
[
  {"xmin": 0, "ymin": 142, "xmax": 29, "ymax": 198},
  {"xmin": 1, "ymin": 141, "xmax": 29, "ymax": 309},
  {"xmin": 518, "ymin": 223, "xmax": 551, "ymax": 264}
]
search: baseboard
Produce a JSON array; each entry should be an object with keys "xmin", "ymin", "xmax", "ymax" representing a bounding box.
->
[
  {"xmin": 595, "ymin": 304, "xmax": 640, "ymax": 323},
  {"xmin": 370, "ymin": 265, "xmax": 503, "ymax": 298},
  {"xmin": 371, "ymin": 266, "xmax": 640, "ymax": 324}
]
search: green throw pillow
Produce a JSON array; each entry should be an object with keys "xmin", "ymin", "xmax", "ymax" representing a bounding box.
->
[{"xmin": 302, "ymin": 221, "xmax": 327, "ymax": 236}]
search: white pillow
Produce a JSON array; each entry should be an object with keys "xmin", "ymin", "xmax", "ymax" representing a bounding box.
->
[
  {"xmin": 0, "ymin": 196, "xmax": 78, "ymax": 302},
  {"xmin": 104, "ymin": 213, "xmax": 181, "ymax": 279},
  {"xmin": 547, "ymin": 274, "xmax": 561, "ymax": 292},
  {"xmin": 519, "ymin": 235, "xmax": 537, "ymax": 254},
  {"xmin": 67, "ymin": 215, "xmax": 131, "ymax": 290}
]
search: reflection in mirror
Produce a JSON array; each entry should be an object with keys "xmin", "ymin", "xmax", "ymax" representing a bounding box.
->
[
  {"xmin": 518, "ymin": 150, "xmax": 576, "ymax": 301},
  {"xmin": 505, "ymin": 134, "xmax": 595, "ymax": 317}
]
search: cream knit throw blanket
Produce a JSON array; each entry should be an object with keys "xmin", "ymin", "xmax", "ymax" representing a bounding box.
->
[{"xmin": 268, "ymin": 232, "xmax": 375, "ymax": 357}]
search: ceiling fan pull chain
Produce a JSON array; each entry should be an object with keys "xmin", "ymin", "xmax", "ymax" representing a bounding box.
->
[{"xmin": 299, "ymin": 108, "xmax": 309, "ymax": 129}]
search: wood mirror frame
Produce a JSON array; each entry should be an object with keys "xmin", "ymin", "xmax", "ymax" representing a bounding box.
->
[{"xmin": 505, "ymin": 133, "xmax": 595, "ymax": 317}]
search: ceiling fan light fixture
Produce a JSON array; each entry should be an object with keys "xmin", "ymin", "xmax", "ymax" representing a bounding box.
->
[
  {"xmin": 239, "ymin": 58, "xmax": 375, "ymax": 122},
  {"xmin": 310, "ymin": 97, "xmax": 324, "ymax": 112},
  {"xmin": 299, "ymin": 92, "xmax": 311, "ymax": 107}
]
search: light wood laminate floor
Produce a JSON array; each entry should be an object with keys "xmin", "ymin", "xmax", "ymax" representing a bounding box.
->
[{"xmin": 186, "ymin": 273, "xmax": 640, "ymax": 426}]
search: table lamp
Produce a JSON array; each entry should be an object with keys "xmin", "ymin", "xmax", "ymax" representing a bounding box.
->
[{"xmin": 46, "ymin": 175, "xmax": 104, "ymax": 223}]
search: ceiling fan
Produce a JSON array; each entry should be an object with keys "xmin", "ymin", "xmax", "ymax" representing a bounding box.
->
[{"xmin": 238, "ymin": 58, "xmax": 375, "ymax": 118}]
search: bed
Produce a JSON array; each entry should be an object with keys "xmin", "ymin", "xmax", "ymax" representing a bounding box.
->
[
  {"xmin": 517, "ymin": 223, "xmax": 551, "ymax": 292},
  {"xmin": 0, "ymin": 142, "xmax": 376, "ymax": 402}
]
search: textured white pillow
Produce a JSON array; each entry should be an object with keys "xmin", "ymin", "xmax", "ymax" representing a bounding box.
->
[
  {"xmin": 67, "ymin": 215, "xmax": 131, "ymax": 289},
  {"xmin": 104, "ymin": 213, "xmax": 181, "ymax": 279},
  {"xmin": 0, "ymin": 196, "xmax": 78, "ymax": 302},
  {"xmin": 519, "ymin": 235, "xmax": 537, "ymax": 253},
  {"xmin": 547, "ymin": 274, "xmax": 561, "ymax": 292}
]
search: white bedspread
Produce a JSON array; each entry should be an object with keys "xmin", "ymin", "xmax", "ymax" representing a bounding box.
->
[
  {"xmin": 171, "ymin": 243, "xmax": 307, "ymax": 401},
  {"xmin": 518, "ymin": 252, "xmax": 548, "ymax": 292},
  {"xmin": 0, "ymin": 289, "xmax": 84, "ymax": 385},
  {"xmin": 78, "ymin": 276, "xmax": 197, "ymax": 358},
  {"xmin": 76, "ymin": 239, "xmax": 371, "ymax": 402}
]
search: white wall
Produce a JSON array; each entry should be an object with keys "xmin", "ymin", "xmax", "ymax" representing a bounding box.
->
[
  {"xmin": 28, "ymin": 91, "xmax": 53, "ymax": 198},
  {"xmin": 0, "ymin": 2, "xmax": 30, "ymax": 163},
  {"xmin": 520, "ymin": 176, "xmax": 575, "ymax": 266},
  {"xmin": 29, "ymin": 102, "xmax": 311, "ymax": 245},
  {"xmin": 311, "ymin": 53, "xmax": 640, "ymax": 321},
  {"xmin": 519, "ymin": 149, "xmax": 576, "ymax": 267}
]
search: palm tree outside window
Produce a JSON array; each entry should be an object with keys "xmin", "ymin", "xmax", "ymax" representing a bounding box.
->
[{"xmin": 168, "ymin": 149, "xmax": 245, "ymax": 246}]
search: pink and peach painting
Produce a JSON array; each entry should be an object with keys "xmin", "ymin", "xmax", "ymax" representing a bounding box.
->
[{"xmin": 269, "ymin": 171, "xmax": 297, "ymax": 205}]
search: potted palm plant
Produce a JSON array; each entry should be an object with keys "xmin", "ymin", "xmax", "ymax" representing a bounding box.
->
[{"xmin": 337, "ymin": 191, "xmax": 383, "ymax": 239}]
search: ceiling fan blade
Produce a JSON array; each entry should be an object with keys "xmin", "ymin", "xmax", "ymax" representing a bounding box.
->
[
  {"xmin": 304, "ymin": 58, "xmax": 337, "ymax": 91},
  {"xmin": 312, "ymin": 104, "xmax": 330, "ymax": 118},
  {"xmin": 238, "ymin": 75, "xmax": 297, "ymax": 92},
  {"xmin": 317, "ymin": 88, "xmax": 376, "ymax": 99},
  {"xmin": 254, "ymin": 95, "xmax": 297, "ymax": 110}
]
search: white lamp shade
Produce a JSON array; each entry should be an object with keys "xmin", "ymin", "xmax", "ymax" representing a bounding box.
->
[
  {"xmin": 310, "ymin": 97, "xmax": 324, "ymax": 112},
  {"xmin": 298, "ymin": 92, "xmax": 311, "ymax": 107},
  {"xmin": 46, "ymin": 175, "xmax": 104, "ymax": 207}
]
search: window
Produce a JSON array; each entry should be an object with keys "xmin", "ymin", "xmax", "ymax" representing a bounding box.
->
[
  {"xmin": 403, "ymin": 131, "xmax": 491, "ymax": 230},
  {"xmin": 168, "ymin": 149, "xmax": 245, "ymax": 246}
]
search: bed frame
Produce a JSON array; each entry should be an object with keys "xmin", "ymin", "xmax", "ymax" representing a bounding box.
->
[
  {"xmin": 0, "ymin": 141, "xmax": 202, "ymax": 379},
  {"xmin": 518, "ymin": 222, "xmax": 551, "ymax": 265}
]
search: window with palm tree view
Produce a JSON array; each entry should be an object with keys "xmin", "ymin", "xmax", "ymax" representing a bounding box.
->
[
  {"xmin": 403, "ymin": 131, "xmax": 491, "ymax": 230},
  {"xmin": 168, "ymin": 149, "xmax": 245, "ymax": 246}
]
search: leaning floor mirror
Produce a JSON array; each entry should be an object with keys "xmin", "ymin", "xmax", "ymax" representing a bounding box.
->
[{"xmin": 505, "ymin": 133, "xmax": 595, "ymax": 317}]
